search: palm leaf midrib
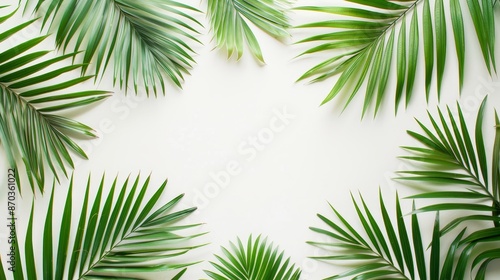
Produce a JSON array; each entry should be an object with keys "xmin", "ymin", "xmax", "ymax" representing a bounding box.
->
[
  {"xmin": 434, "ymin": 143, "xmax": 498, "ymax": 205},
  {"xmin": 0, "ymin": 83, "xmax": 65, "ymax": 152},
  {"xmin": 344, "ymin": 0, "xmax": 420, "ymax": 63},
  {"xmin": 110, "ymin": 1, "xmax": 172, "ymax": 73},
  {"xmin": 81, "ymin": 0, "xmax": 190, "ymax": 89},
  {"xmin": 79, "ymin": 219, "xmax": 144, "ymax": 279},
  {"xmin": 350, "ymin": 240, "xmax": 411, "ymax": 280}
]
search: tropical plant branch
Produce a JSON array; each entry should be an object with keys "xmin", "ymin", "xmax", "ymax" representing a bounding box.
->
[
  {"xmin": 337, "ymin": 241, "xmax": 411, "ymax": 280},
  {"xmin": 462, "ymin": 167, "xmax": 500, "ymax": 208},
  {"xmin": 439, "ymin": 145, "xmax": 500, "ymax": 208},
  {"xmin": 355, "ymin": 0, "xmax": 421, "ymax": 57},
  {"xmin": 1, "ymin": 85, "xmax": 65, "ymax": 188},
  {"xmin": 110, "ymin": 2, "xmax": 164, "ymax": 91},
  {"xmin": 79, "ymin": 215, "xmax": 196, "ymax": 278}
]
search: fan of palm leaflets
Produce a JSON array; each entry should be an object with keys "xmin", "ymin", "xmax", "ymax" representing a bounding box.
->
[
  {"xmin": 0, "ymin": 174, "xmax": 205, "ymax": 279},
  {"xmin": 205, "ymin": 235, "xmax": 302, "ymax": 280},
  {"xmin": 207, "ymin": 0, "xmax": 290, "ymax": 63},
  {"xmin": 27, "ymin": 0, "xmax": 203, "ymax": 95},
  {"xmin": 397, "ymin": 97, "xmax": 500, "ymax": 278},
  {"xmin": 309, "ymin": 191, "xmax": 442, "ymax": 279},
  {"xmin": 0, "ymin": 5, "xmax": 109, "ymax": 193},
  {"xmin": 295, "ymin": 0, "xmax": 497, "ymax": 117}
]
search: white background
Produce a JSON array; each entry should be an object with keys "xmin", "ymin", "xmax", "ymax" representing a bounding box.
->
[{"xmin": 1, "ymin": 0, "xmax": 500, "ymax": 279}]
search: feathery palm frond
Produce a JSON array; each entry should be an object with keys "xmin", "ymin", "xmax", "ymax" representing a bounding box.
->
[
  {"xmin": 397, "ymin": 98, "xmax": 500, "ymax": 278},
  {"xmin": 0, "ymin": 174, "xmax": 205, "ymax": 280},
  {"xmin": 309, "ymin": 191, "xmax": 439, "ymax": 280},
  {"xmin": 295, "ymin": 0, "xmax": 497, "ymax": 117},
  {"xmin": 207, "ymin": 0, "xmax": 290, "ymax": 63},
  {"xmin": 205, "ymin": 235, "xmax": 301, "ymax": 280},
  {"xmin": 0, "ymin": 8, "xmax": 110, "ymax": 193},
  {"xmin": 28, "ymin": 0, "xmax": 203, "ymax": 95},
  {"xmin": 397, "ymin": 97, "xmax": 500, "ymax": 235}
]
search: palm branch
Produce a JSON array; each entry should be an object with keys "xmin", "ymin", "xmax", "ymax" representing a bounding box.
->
[
  {"xmin": 295, "ymin": 0, "xmax": 497, "ymax": 117},
  {"xmin": 397, "ymin": 97, "xmax": 500, "ymax": 235},
  {"xmin": 205, "ymin": 235, "xmax": 301, "ymax": 280},
  {"xmin": 0, "ymin": 174, "xmax": 205, "ymax": 279},
  {"xmin": 207, "ymin": 0, "xmax": 290, "ymax": 63},
  {"xmin": 309, "ymin": 191, "xmax": 439, "ymax": 279},
  {"xmin": 397, "ymin": 97, "xmax": 500, "ymax": 278},
  {"xmin": 27, "ymin": 0, "xmax": 203, "ymax": 95},
  {"xmin": 0, "ymin": 6, "xmax": 110, "ymax": 193}
]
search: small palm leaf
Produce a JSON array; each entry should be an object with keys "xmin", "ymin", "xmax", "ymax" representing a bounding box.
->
[
  {"xmin": 0, "ymin": 174, "xmax": 205, "ymax": 279},
  {"xmin": 295, "ymin": 0, "xmax": 497, "ymax": 116},
  {"xmin": 308, "ymin": 191, "xmax": 440, "ymax": 280},
  {"xmin": 398, "ymin": 97, "xmax": 500, "ymax": 235},
  {"xmin": 205, "ymin": 235, "xmax": 301, "ymax": 280},
  {"xmin": 207, "ymin": 0, "xmax": 290, "ymax": 63},
  {"xmin": 28, "ymin": 0, "xmax": 203, "ymax": 95},
  {"xmin": 0, "ymin": 8, "xmax": 110, "ymax": 193}
]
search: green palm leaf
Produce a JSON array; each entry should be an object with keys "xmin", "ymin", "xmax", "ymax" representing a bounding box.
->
[
  {"xmin": 205, "ymin": 235, "xmax": 301, "ymax": 280},
  {"xmin": 437, "ymin": 227, "xmax": 500, "ymax": 279},
  {"xmin": 0, "ymin": 174, "xmax": 205, "ymax": 279},
  {"xmin": 295, "ymin": 0, "xmax": 497, "ymax": 116},
  {"xmin": 308, "ymin": 191, "xmax": 439, "ymax": 280},
  {"xmin": 207, "ymin": 0, "xmax": 290, "ymax": 63},
  {"xmin": 398, "ymin": 97, "xmax": 500, "ymax": 234},
  {"xmin": 0, "ymin": 7, "xmax": 110, "ymax": 193},
  {"xmin": 28, "ymin": 0, "xmax": 202, "ymax": 95}
]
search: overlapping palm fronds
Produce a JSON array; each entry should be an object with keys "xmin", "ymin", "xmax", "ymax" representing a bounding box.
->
[
  {"xmin": 397, "ymin": 97, "xmax": 500, "ymax": 278},
  {"xmin": 28, "ymin": 0, "xmax": 203, "ymax": 95},
  {"xmin": 398, "ymin": 98, "xmax": 500, "ymax": 234},
  {"xmin": 0, "ymin": 174, "xmax": 205, "ymax": 279},
  {"xmin": 207, "ymin": 0, "xmax": 290, "ymax": 63},
  {"xmin": 295, "ymin": 0, "xmax": 498, "ymax": 116},
  {"xmin": 0, "ymin": 6, "xmax": 110, "ymax": 193},
  {"xmin": 205, "ymin": 235, "xmax": 301, "ymax": 280},
  {"xmin": 309, "ymin": 191, "xmax": 441, "ymax": 279}
]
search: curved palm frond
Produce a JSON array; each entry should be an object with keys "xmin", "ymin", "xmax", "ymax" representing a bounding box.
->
[
  {"xmin": 28, "ymin": 0, "xmax": 203, "ymax": 95},
  {"xmin": 207, "ymin": 0, "xmax": 290, "ymax": 63},
  {"xmin": 397, "ymin": 97, "xmax": 500, "ymax": 235},
  {"xmin": 205, "ymin": 235, "xmax": 301, "ymax": 280},
  {"xmin": 0, "ymin": 174, "xmax": 205, "ymax": 279},
  {"xmin": 0, "ymin": 8, "xmax": 110, "ymax": 193},
  {"xmin": 295, "ymin": 0, "xmax": 497, "ymax": 117},
  {"xmin": 309, "ymin": 191, "xmax": 439, "ymax": 280}
]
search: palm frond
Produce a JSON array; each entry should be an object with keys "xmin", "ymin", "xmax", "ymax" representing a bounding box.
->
[
  {"xmin": 308, "ymin": 191, "xmax": 439, "ymax": 280},
  {"xmin": 436, "ymin": 226, "xmax": 500, "ymax": 279},
  {"xmin": 207, "ymin": 0, "xmax": 290, "ymax": 63},
  {"xmin": 0, "ymin": 10, "xmax": 110, "ymax": 193},
  {"xmin": 397, "ymin": 97, "xmax": 500, "ymax": 235},
  {"xmin": 205, "ymin": 235, "xmax": 301, "ymax": 280},
  {"xmin": 28, "ymin": 0, "xmax": 203, "ymax": 95},
  {"xmin": 1, "ymin": 174, "xmax": 205, "ymax": 279},
  {"xmin": 295, "ymin": 0, "xmax": 497, "ymax": 116}
]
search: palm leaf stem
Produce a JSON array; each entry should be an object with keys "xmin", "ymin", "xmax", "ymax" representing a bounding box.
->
[
  {"xmin": 346, "ymin": 0, "xmax": 420, "ymax": 60},
  {"xmin": 437, "ymin": 143, "xmax": 500, "ymax": 209},
  {"xmin": 105, "ymin": 1, "xmax": 177, "ymax": 92},
  {"xmin": 0, "ymin": 84, "xmax": 60, "ymax": 188},
  {"xmin": 463, "ymin": 168, "xmax": 500, "ymax": 209},
  {"xmin": 312, "ymin": 0, "xmax": 421, "ymax": 106},
  {"xmin": 352, "ymin": 244, "xmax": 410, "ymax": 280},
  {"xmin": 80, "ymin": 214, "xmax": 180, "ymax": 278}
]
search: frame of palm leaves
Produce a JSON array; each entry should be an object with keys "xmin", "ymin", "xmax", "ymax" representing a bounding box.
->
[{"xmin": 1, "ymin": 0, "xmax": 500, "ymax": 279}]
